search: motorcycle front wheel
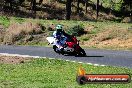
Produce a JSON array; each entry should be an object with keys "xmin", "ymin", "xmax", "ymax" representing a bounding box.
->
[
  {"xmin": 53, "ymin": 45, "xmax": 59, "ymax": 53},
  {"xmin": 75, "ymin": 48, "xmax": 86, "ymax": 57},
  {"xmin": 80, "ymin": 48, "xmax": 86, "ymax": 56},
  {"xmin": 53, "ymin": 45, "xmax": 64, "ymax": 55}
]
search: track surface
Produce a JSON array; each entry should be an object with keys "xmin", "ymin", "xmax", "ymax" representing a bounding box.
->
[{"xmin": 0, "ymin": 45, "xmax": 132, "ymax": 68}]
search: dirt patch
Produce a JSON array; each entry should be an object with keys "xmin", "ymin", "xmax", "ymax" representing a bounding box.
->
[
  {"xmin": 83, "ymin": 26, "xmax": 132, "ymax": 49},
  {"xmin": 98, "ymin": 38, "xmax": 132, "ymax": 49},
  {"xmin": 0, "ymin": 55, "xmax": 32, "ymax": 64}
]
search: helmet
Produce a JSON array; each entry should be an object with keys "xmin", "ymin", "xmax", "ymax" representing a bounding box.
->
[{"xmin": 56, "ymin": 24, "xmax": 63, "ymax": 31}]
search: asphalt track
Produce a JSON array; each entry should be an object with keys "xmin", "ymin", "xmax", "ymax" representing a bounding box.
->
[{"xmin": 0, "ymin": 45, "xmax": 132, "ymax": 68}]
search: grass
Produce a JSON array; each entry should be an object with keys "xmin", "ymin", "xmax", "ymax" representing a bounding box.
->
[
  {"xmin": 0, "ymin": 16, "xmax": 10, "ymax": 28},
  {"xmin": 0, "ymin": 16, "xmax": 132, "ymax": 50},
  {"xmin": 0, "ymin": 16, "xmax": 131, "ymax": 31},
  {"xmin": 0, "ymin": 58, "xmax": 131, "ymax": 88},
  {"xmin": 17, "ymin": 42, "xmax": 50, "ymax": 47}
]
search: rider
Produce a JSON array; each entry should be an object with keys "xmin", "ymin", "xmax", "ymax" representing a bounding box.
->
[{"xmin": 53, "ymin": 24, "xmax": 68, "ymax": 51}]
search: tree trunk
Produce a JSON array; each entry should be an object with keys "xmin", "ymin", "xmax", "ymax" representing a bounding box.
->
[
  {"xmin": 33, "ymin": 0, "xmax": 36, "ymax": 11},
  {"xmin": 10, "ymin": 1, "xmax": 13, "ymax": 12},
  {"xmin": 30, "ymin": 0, "xmax": 36, "ymax": 18},
  {"xmin": 66, "ymin": 0, "xmax": 72, "ymax": 20},
  {"xmin": 77, "ymin": 0, "xmax": 80, "ymax": 13},
  {"xmin": 31, "ymin": 0, "xmax": 36, "ymax": 12},
  {"xmin": 130, "ymin": 1, "xmax": 132, "ymax": 15},
  {"xmin": 85, "ymin": 0, "xmax": 88, "ymax": 13},
  {"xmin": 109, "ymin": 0, "xmax": 114, "ymax": 14},
  {"xmin": 0, "ymin": 0, "xmax": 4, "ymax": 11},
  {"xmin": 96, "ymin": 0, "xmax": 99, "ymax": 20},
  {"xmin": 130, "ymin": 1, "xmax": 132, "ymax": 21}
]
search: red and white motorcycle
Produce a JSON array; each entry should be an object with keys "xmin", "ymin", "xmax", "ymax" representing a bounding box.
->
[{"xmin": 46, "ymin": 36, "xmax": 86, "ymax": 56}]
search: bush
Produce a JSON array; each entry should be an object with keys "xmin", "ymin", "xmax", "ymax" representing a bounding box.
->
[
  {"xmin": 80, "ymin": 35, "xmax": 90, "ymax": 41},
  {"xmin": 67, "ymin": 25, "xmax": 85, "ymax": 36},
  {"xmin": 3, "ymin": 22, "xmax": 45, "ymax": 45},
  {"xmin": 47, "ymin": 24, "xmax": 55, "ymax": 31}
]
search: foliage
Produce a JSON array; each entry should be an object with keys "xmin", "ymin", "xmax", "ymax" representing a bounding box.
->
[{"xmin": 67, "ymin": 24, "xmax": 85, "ymax": 36}]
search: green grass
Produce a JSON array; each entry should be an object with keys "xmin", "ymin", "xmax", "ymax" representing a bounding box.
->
[
  {"xmin": 0, "ymin": 16, "xmax": 10, "ymax": 28},
  {"xmin": 16, "ymin": 41, "xmax": 49, "ymax": 47},
  {"xmin": 0, "ymin": 58, "xmax": 131, "ymax": 88},
  {"xmin": 0, "ymin": 16, "xmax": 131, "ymax": 31},
  {"xmin": 0, "ymin": 16, "xmax": 132, "ymax": 50}
]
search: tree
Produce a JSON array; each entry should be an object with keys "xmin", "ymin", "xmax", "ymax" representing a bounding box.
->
[
  {"xmin": 66, "ymin": 0, "xmax": 72, "ymax": 20},
  {"xmin": 121, "ymin": 0, "xmax": 132, "ymax": 17},
  {"xmin": 3, "ymin": 0, "xmax": 25, "ymax": 12},
  {"xmin": 77, "ymin": 0, "xmax": 80, "ymax": 13},
  {"xmin": 30, "ymin": 0, "xmax": 36, "ymax": 13},
  {"xmin": 96, "ymin": 0, "xmax": 99, "ymax": 20},
  {"xmin": 4, "ymin": 0, "xmax": 13, "ymax": 12},
  {"xmin": 84, "ymin": 0, "xmax": 89, "ymax": 13}
]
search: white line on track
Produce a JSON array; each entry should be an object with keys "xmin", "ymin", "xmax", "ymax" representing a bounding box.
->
[
  {"xmin": 94, "ymin": 64, "xmax": 100, "ymax": 66},
  {"xmin": 71, "ymin": 61, "xmax": 76, "ymax": 63},
  {"xmin": 86, "ymin": 63, "xmax": 93, "ymax": 65},
  {"xmin": 100, "ymin": 65, "xmax": 106, "ymax": 66},
  {"xmin": 65, "ymin": 60, "xmax": 70, "ymax": 62},
  {"xmin": 0, "ymin": 53, "xmax": 106, "ymax": 67},
  {"xmin": 78, "ymin": 62, "xmax": 83, "ymax": 64}
]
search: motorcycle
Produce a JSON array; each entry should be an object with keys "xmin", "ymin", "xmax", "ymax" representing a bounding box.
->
[{"xmin": 46, "ymin": 36, "xmax": 86, "ymax": 56}]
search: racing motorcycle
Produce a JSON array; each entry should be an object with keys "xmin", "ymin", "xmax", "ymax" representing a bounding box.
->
[{"xmin": 46, "ymin": 36, "xmax": 86, "ymax": 56}]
